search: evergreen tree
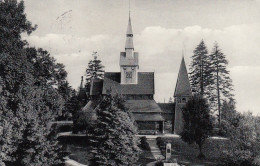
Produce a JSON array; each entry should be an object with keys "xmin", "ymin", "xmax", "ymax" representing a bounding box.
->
[
  {"xmin": 88, "ymin": 95, "xmax": 140, "ymax": 165},
  {"xmin": 208, "ymin": 42, "xmax": 234, "ymax": 125},
  {"xmin": 181, "ymin": 95, "xmax": 213, "ymax": 158},
  {"xmin": 85, "ymin": 51, "xmax": 104, "ymax": 93},
  {"xmin": 189, "ymin": 40, "xmax": 212, "ymax": 96}
]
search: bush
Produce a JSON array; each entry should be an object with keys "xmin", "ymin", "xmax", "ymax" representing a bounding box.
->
[
  {"xmin": 139, "ymin": 136, "xmax": 151, "ymax": 151},
  {"xmin": 156, "ymin": 137, "xmax": 165, "ymax": 149},
  {"xmin": 155, "ymin": 160, "xmax": 163, "ymax": 166},
  {"xmin": 73, "ymin": 110, "xmax": 89, "ymax": 133},
  {"xmin": 156, "ymin": 137, "xmax": 166, "ymax": 156},
  {"xmin": 221, "ymin": 112, "xmax": 260, "ymax": 166}
]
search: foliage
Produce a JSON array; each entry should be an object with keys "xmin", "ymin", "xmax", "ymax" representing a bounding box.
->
[
  {"xmin": 180, "ymin": 95, "xmax": 213, "ymax": 158},
  {"xmin": 189, "ymin": 40, "xmax": 211, "ymax": 96},
  {"xmin": 139, "ymin": 137, "xmax": 151, "ymax": 151},
  {"xmin": 0, "ymin": 0, "xmax": 67, "ymax": 165},
  {"xmin": 88, "ymin": 95, "xmax": 140, "ymax": 165},
  {"xmin": 84, "ymin": 51, "xmax": 104, "ymax": 93},
  {"xmin": 189, "ymin": 41, "xmax": 234, "ymax": 126},
  {"xmin": 218, "ymin": 100, "xmax": 240, "ymax": 137},
  {"xmin": 208, "ymin": 42, "xmax": 234, "ymax": 124},
  {"xmin": 70, "ymin": 93, "xmax": 91, "ymax": 134},
  {"xmin": 221, "ymin": 112, "xmax": 260, "ymax": 166}
]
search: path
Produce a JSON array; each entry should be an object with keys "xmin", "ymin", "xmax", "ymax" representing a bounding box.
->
[{"xmin": 146, "ymin": 138, "xmax": 165, "ymax": 160}]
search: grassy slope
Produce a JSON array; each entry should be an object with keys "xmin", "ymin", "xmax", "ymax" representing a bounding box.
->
[{"xmin": 159, "ymin": 137, "xmax": 230, "ymax": 166}]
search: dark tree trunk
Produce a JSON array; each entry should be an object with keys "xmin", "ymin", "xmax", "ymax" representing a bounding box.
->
[
  {"xmin": 216, "ymin": 50, "xmax": 221, "ymax": 126},
  {"xmin": 198, "ymin": 141, "xmax": 205, "ymax": 159}
]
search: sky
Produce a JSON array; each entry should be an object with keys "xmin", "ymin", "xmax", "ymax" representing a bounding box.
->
[{"xmin": 22, "ymin": 0, "xmax": 260, "ymax": 115}]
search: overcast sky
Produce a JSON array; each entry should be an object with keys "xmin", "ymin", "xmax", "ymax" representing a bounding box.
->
[{"xmin": 23, "ymin": 0, "xmax": 260, "ymax": 115}]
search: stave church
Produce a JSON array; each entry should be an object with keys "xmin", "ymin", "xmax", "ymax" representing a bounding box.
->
[{"xmin": 82, "ymin": 14, "xmax": 192, "ymax": 135}]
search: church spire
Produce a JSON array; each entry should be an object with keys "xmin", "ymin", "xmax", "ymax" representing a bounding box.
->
[
  {"xmin": 125, "ymin": 11, "xmax": 134, "ymax": 49},
  {"xmin": 80, "ymin": 76, "xmax": 84, "ymax": 89},
  {"xmin": 174, "ymin": 57, "xmax": 192, "ymax": 97}
]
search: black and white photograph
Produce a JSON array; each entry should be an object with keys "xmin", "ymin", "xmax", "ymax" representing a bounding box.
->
[{"xmin": 0, "ymin": 0, "xmax": 260, "ymax": 165}]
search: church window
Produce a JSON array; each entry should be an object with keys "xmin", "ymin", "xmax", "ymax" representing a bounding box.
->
[
  {"xmin": 182, "ymin": 97, "xmax": 187, "ymax": 103},
  {"xmin": 126, "ymin": 71, "xmax": 132, "ymax": 78}
]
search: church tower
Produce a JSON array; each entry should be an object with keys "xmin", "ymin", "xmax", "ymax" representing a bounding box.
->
[
  {"xmin": 120, "ymin": 14, "xmax": 139, "ymax": 84},
  {"xmin": 174, "ymin": 57, "xmax": 192, "ymax": 135}
]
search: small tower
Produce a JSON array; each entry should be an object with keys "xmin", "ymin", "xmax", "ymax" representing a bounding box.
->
[
  {"xmin": 120, "ymin": 14, "xmax": 139, "ymax": 84},
  {"xmin": 174, "ymin": 57, "xmax": 192, "ymax": 135}
]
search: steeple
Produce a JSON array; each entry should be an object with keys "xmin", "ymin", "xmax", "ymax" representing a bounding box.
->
[
  {"xmin": 120, "ymin": 10, "xmax": 139, "ymax": 84},
  {"xmin": 80, "ymin": 76, "xmax": 84, "ymax": 89},
  {"xmin": 174, "ymin": 56, "xmax": 192, "ymax": 135},
  {"xmin": 125, "ymin": 14, "xmax": 134, "ymax": 50},
  {"xmin": 174, "ymin": 57, "xmax": 192, "ymax": 97}
]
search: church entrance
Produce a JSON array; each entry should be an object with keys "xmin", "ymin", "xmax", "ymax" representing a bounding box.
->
[{"xmin": 136, "ymin": 121, "xmax": 164, "ymax": 135}]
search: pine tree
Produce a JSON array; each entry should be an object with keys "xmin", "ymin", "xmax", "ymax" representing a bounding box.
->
[
  {"xmin": 85, "ymin": 51, "xmax": 105, "ymax": 92},
  {"xmin": 181, "ymin": 95, "xmax": 213, "ymax": 158},
  {"xmin": 208, "ymin": 42, "xmax": 234, "ymax": 125},
  {"xmin": 88, "ymin": 95, "xmax": 140, "ymax": 165},
  {"xmin": 189, "ymin": 40, "xmax": 212, "ymax": 96}
]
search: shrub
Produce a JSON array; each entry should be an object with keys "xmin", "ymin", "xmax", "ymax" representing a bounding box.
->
[
  {"xmin": 139, "ymin": 136, "xmax": 150, "ymax": 151},
  {"xmin": 221, "ymin": 112, "xmax": 260, "ymax": 166},
  {"xmin": 73, "ymin": 110, "xmax": 89, "ymax": 133},
  {"xmin": 155, "ymin": 160, "xmax": 163, "ymax": 166}
]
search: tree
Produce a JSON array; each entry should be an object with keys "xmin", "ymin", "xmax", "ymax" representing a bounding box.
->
[
  {"xmin": 222, "ymin": 112, "xmax": 260, "ymax": 165},
  {"xmin": 0, "ymin": 0, "xmax": 65, "ymax": 165},
  {"xmin": 180, "ymin": 95, "xmax": 213, "ymax": 158},
  {"xmin": 189, "ymin": 40, "xmax": 212, "ymax": 96},
  {"xmin": 85, "ymin": 51, "xmax": 104, "ymax": 93},
  {"xmin": 218, "ymin": 100, "xmax": 240, "ymax": 137},
  {"xmin": 88, "ymin": 95, "xmax": 140, "ymax": 165},
  {"xmin": 208, "ymin": 42, "xmax": 234, "ymax": 125}
]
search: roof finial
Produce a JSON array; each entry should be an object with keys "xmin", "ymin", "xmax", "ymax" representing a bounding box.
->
[
  {"xmin": 129, "ymin": 0, "xmax": 131, "ymax": 18},
  {"xmin": 182, "ymin": 42, "xmax": 186, "ymax": 58}
]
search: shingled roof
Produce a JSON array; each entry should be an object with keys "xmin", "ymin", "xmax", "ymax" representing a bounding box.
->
[
  {"xmin": 125, "ymin": 100, "xmax": 163, "ymax": 113},
  {"xmin": 133, "ymin": 113, "xmax": 164, "ymax": 121},
  {"xmin": 158, "ymin": 103, "xmax": 175, "ymax": 113},
  {"xmin": 102, "ymin": 72, "xmax": 154, "ymax": 95},
  {"xmin": 174, "ymin": 57, "xmax": 192, "ymax": 97}
]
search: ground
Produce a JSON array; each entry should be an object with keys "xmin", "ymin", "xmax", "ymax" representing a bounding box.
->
[
  {"xmin": 58, "ymin": 133, "xmax": 230, "ymax": 166},
  {"xmin": 157, "ymin": 135, "xmax": 230, "ymax": 166}
]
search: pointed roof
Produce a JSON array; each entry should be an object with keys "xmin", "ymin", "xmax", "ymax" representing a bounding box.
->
[
  {"xmin": 174, "ymin": 57, "xmax": 192, "ymax": 97},
  {"xmin": 126, "ymin": 16, "xmax": 133, "ymax": 35},
  {"xmin": 125, "ymin": 15, "xmax": 134, "ymax": 49},
  {"xmin": 80, "ymin": 76, "xmax": 84, "ymax": 89}
]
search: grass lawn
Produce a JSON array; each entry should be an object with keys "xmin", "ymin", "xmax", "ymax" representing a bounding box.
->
[
  {"xmin": 136, "ymin": 149, "xmax": 156, "ymax": 166},
  {"xmin": 59, "ymin": 135, "xmax": 156, "ymax": 165},
  {"xmin": 159, "ymin": 137, "xmax": 230, "ymax": 166}
]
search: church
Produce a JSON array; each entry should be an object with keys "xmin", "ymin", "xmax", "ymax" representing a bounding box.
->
[{"xmin": 83, "ymin": 14, "xmax": 192, "ymax": 135}]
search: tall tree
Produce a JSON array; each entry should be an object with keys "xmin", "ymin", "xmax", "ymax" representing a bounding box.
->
[
  {"xmin": 85, "ymin": 51, "xmax": 104, "ymax": 92},
  {"xmin": 189, "ymin": 40, "xmax": 211, "ymax": 96},
  {"xmin": 0, "ymin": 0, "xmax": 65, "ymax": 165},
  {"xmin": 88, "ymin": 95, "xmax": 140, "ymax": 165},
  {"xmin": 181, "ymin": 95, "xmax": 213, "ymax": 158},
  {"xmin": 208, "ymin": 42, "xmax": 234, "ymax": 125}
]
